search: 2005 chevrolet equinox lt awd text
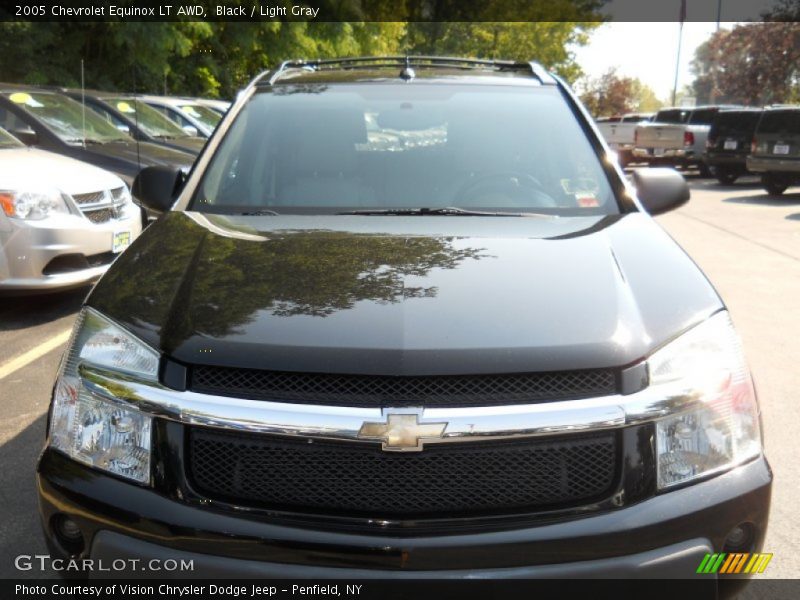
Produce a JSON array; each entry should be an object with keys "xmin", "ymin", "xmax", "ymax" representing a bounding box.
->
[{"xmin": 38, "ymin": 57, "xmax": 771, "ymax": 587}]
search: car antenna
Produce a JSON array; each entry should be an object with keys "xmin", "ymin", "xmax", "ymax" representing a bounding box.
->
[
  {"xmin": 80, "ymin": 59, "xmax": 86, "ymax": 148},
  {"xmin": 133, "ymin": 65, "xmax": 141, "ymax": 171}
]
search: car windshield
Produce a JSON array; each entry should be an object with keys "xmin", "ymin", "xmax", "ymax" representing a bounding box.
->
[
  {"xmin": 757, "ymin": 110, "xmax": 800, "ymax": 135},
  {"xmin": 178, "ymin": 103, "xmax": 221, "ymax": 128},
  {"xmin": 712, "ymin": 112, "xmax": 762, "ymax": 137},
  {"xmin": 0, "ymin": 126, "xmax": 23, "ymax": 148},
  {"xmin": 655, "ymin": 109, "xmax": 690, "ymax": 124},
  {"xmin": 6, "ymin": 91, "xmax": 131, "ymax": 144},
  {"xmin": 106, "ymin": 97, "xmax": 191, "ymax": 139},
  {"xmin": 192, "ymin": 84, "xmax": 617, "ymax": 216}
]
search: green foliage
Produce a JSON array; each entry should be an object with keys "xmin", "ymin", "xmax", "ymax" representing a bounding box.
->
[{"xmin": 0, "ymin": 15, "xmax": 598, "ymax": 98}]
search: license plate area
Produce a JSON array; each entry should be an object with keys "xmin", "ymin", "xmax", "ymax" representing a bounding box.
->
[
  {"xmin": 112, "ymin": 231, "xmax": 131, "ymax": 253},
  {"xmin": 724, "ymin": 139, "xmax": 738, "ymax": 150},
  {"xmin": 773, "ymin": 143, "xmax": 790, "ymax": 155}
]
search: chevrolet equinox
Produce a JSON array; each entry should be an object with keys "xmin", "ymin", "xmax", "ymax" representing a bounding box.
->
[{"xmin": 38, "ymin": 57, "xmax": 771, "ymax": 586}]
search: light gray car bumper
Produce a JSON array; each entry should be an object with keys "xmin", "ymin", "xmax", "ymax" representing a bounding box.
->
[{"xmin": 0, "ymin": 208, "xmax": 141, "ymax": 292}]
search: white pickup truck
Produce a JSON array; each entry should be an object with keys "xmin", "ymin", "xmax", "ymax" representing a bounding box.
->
[
  {"xmin": 595, "ymin": 113, "xmax": 653, "ymax": 167},
  {"xmin": 632, "ymin": 106, "xmax": 732, "ymax": 175}
]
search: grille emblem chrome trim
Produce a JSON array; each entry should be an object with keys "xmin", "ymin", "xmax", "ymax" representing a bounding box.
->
[{"xmin": 357, "ymin": 409, "xmax": 446, "ymax": 451}]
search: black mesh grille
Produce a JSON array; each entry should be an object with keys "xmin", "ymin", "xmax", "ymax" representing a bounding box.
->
[
  {"xmin": 189, "ymin": 367, "xmax": 617, "ymax": 408},
  {"xmin": 187, "ymin": 429, "xmax": 618, "ymax": 518}
]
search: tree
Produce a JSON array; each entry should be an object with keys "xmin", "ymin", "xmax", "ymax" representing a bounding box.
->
[
  {"xmin": 578, "ymin": 69, "xmax": 662, "ymax": 116},
  {"xmin": 689, "ymin": 22, "xmax": 800, "ymax": 105}
]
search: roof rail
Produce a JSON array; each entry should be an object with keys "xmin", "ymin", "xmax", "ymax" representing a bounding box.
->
[{"xmin": 260, "ymin": 56, "xmax": 557, "ymax": 86}]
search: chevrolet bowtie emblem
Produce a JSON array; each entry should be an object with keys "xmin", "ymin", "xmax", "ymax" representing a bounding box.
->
[{"xmin": 358, "ymin": 411, "xmax": 447, "ymax": 451}]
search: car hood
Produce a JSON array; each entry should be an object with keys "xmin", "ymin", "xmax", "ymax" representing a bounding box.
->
[
  {"xmin": 76, "ymin": 140, "xmax": 194, "ymax": 170},
  {"xmin": 88, "ymin": 211, "xmax": 723, "ymax": 375},
  {"xmin": 0, "ymin": 146, "xmax": 124, "ymax": 195}
]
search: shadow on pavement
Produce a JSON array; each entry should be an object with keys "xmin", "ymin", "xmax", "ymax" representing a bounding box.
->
[
  {"xmin": 0, "ymin": 287, "xmax": 88, "ymax": 332},
  {"xmin": 786, "ymin": 213, "xmax": 800, "ymax": 221},
  {"xmin": 0, "ymin": 413, "xmax": 55, "ymax": 579},
  {"xmin": 723, "ymin": 193, "xmax": 800, "ymax": 207}
]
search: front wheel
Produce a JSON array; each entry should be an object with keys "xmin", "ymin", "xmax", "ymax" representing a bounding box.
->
[{"xmin": 762, "ymin": 173, "xmax": 789, "ymax": 196}]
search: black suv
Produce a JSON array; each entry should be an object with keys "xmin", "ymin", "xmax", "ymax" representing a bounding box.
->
[
  {"xmin": 747, "ymin": 106, "xmax": 800, "ymax": 195},
  {"xmin": 38, "ymin": 58, "xmax": 771, "ymax": 586},
  {"xmin": 705, "ymin": 108, "xmax": 763, "ymax": 185}
]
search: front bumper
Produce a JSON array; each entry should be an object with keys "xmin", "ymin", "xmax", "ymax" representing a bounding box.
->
[
  {"xmin": 0, "ymin": 209, "xmax": 141, "ymax": 292},
  {"xmin": 37, "ymin": 449, "xmax": 771, "ymax": 577}
]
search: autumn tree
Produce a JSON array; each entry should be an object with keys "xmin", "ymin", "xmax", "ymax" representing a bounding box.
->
[
  {"xmin": 578, "ymin": 68, "xmax": 662, "ymax": 117},
  {"xmin": 689, "ymin": 22, "xmax": 800, "ymax": 105}
]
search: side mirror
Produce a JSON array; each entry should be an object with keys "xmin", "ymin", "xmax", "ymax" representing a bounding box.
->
[
  {"xmin": 131, "ymin": 166, "xmax": 185, "ymax": 213},
  {"xmin": 12, "ymin": 128, "xmax": 38, "ymax": 145},
  {"xmin": 182, "ymin": 125, "xmax": 199, "ymax": 137},
  {"xmin": 632, "ymin": 168, "xmax": 690, "ymax": 215}
]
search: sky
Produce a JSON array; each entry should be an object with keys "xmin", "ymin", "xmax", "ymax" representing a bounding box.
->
[{"xmin": 573, "ymin": 22, "xmax": 727, "ymax": 102}]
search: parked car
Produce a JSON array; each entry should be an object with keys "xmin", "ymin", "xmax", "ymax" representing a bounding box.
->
[
  {"xmin": 0, "ymin": 86, "xmax": 195, "ymax": 191},
  {"xmin": 596, "ymin": 113, "xmax": 653, "ymax": 167},
  {"xmin": 38, "ymin": 57, "xmax": 770, "ymax": 590},
  {"xmin": 59, "ymin": 90, "xmax": 206, "ymax": 155},
  {"xmin": 633, "ymin": 106, "xmax": 739, "ymax": 175},
  {"xmin": 193, "ymin": 98, "xmax": 231, "ymax": 115},
  {"xmin": 747, "ymin": 105, "xmax": 800, "ymax": 195},
  {"xmin": 0, "ymin": 126, "xmax": 141, "ymax": 293},
  {"xmin": 705, "ymin": 108, "xmax": 763, "ymax": 185},
  {"xmin": 139, "ymin": 95, "xmax": 223, "ymax": 137}
]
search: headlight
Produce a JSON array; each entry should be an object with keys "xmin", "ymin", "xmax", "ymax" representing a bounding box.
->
[
  {"xmin": 0, "ymin": 188, "xmax": 69, "ymax": 220},
  {"xmin": 650, "ymin": 311, "xmax": 761, "ymax": 490},
  {"xmin": 49, "ymin": 308, "xmax": 159, "ymax": 484}
]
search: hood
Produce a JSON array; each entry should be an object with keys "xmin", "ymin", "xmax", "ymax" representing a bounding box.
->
[
  {"xmin": 73, "ymin": 140, "xmax": 194, "ymax": 174},
  {"xmin": 0, "ymin": 147, "xmax": 125, "ymax": 195},
  {"xmin": 88, "ymin": 211, "xmax": 723, "ymax": 376}
]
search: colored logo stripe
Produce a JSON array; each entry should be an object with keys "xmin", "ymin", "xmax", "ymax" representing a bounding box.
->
[{"xmin": 697, "ymin": 553, "xmax": 773, "ymax": 574}]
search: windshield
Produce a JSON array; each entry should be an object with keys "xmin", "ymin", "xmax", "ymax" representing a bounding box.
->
[
  {"xmin": 655, "ymin": 109, "xmax": 690, "ymax": 124},
  {"xmin": 6, "ymin": 91, "xmax": 131, "ymax": 144},
  {"xmin": 757, "ymin": 110, "xmax": 800, "ymax": 135},
  {"xmin": 0, "ymin": 126, "xmax": 23, "ymax": 148},
  {"xmin": 107, "ymin": 97, "xmax": 191, "ymax": 139},
  {"xmin": 192, "ymin": 84, "xmax": 617, "ymax": 216},
  {"xmin": 178, "ymin": 103, "xmax": 221, "ymax": 129},
  {"xmin": 711, "ymin": 112, "xmax": 762, "ymax": 138}
]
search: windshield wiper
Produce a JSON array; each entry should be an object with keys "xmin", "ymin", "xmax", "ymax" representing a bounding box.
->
[{"xmin": 337, "ymin": 207, "xmax": 535, "ymax": 217}]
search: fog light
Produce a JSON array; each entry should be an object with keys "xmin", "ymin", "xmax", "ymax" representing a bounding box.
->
[
  {"xmin": 52, "ymin": 515, "xmax": 85, "ymax": 554},
  {"xmin": 724, "ymin": 523, "xmax": 755, "ymax": 552}
]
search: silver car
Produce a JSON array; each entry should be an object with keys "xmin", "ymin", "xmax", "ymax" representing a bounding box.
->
[{"xmin": 0, "ymin": 127, "xmax": 142, "ymax": 293}]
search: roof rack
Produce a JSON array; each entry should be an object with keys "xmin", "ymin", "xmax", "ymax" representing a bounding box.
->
[{"xmin": 258, "ymin": 56, "xmax": 556, "ymax": 86}]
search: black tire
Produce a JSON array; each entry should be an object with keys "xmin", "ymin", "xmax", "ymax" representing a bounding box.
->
[
  {"xmin": 698, "ymin": 162, "xmax": 712, "ymax": 178},
  {"xmin": 716, "ymin": 170, "xmax": 739, "ymax": 185},
  {"xmin": 762, "ymin": 173, "xmax": 788, "ymax": 196}
]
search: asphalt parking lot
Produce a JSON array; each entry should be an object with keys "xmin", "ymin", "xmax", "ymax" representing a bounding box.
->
[{"xmin": 0, "ymin": 175, "xmax": 798, "ymax": 580}]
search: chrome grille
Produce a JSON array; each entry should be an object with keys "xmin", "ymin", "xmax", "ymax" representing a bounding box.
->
[
  {"xmin": 189, "ymin": 366, "xmax": 618, "ymax": 408},
  {"xmin": 72, "ymin": 190, "xmax": 106, "ymax": 205},
  {"xmin": 84, "ymin": 208, "xmax": 115, "ymax": 224}
]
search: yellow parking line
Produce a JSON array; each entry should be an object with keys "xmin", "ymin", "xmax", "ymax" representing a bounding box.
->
[{"xmin": 0, "ymin": 329, "xmax": 71, "ymax": 380}]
